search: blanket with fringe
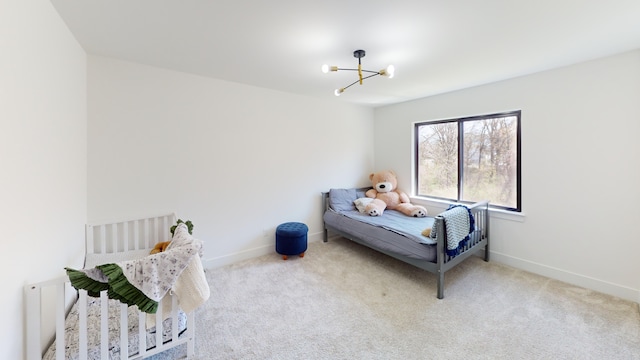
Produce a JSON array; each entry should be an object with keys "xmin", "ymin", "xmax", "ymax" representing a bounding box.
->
[
  {"xmin": 430, "ymin": 204, "xmax": 475, "ymax": 256},
  {"xmin": 66, "ymin": 223, "xmax": 209, "ymax": 314}
]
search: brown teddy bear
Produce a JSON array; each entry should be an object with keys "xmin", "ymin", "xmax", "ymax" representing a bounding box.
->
[
  {"xmin": 150, "ymin": 219, "xmax": 194, "ymax": 254},
  {"xmin": 150, "ymin": 241, "xmax": 171, "ymax": 254},
  {"xmin": 364, "ymin": 170, "xmax": 428, "ymax": 217}
]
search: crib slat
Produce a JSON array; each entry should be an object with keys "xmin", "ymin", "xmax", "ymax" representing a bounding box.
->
[
  {"xmin": 86, "ymin": 225, "xmax": 95, "ymax": 255},
  {"xmin": 25, "ymin": 284, "xmax": 41, "ymax": 360},
  {"xmin": 155, "ymin": 301, "xmax": 163, "ymax": 349},
  {"xmin": 133, "ymin": 220, "xmax": 140, "ymax": 250},
  {"xmin": 120, "ymin": 302, "xmax": 128, "ymax": 358},
  {"xmin": 172, "ymin": 295, "xmax": 179, "ymax": 341},
  {"xmin": 100, "ymin": 225, "xmax": 107, "ymax": 254},
  {"xmin": 187, "ymin": 310, "xmax": 196, "ymax": 356},
  {"xmin": 143, "ymin": 218, "xmax": 149, "ymax": 249},
  {"xmin": 152, "ymin": 217, "xmax": 159, "ymax": 247},
  {"xmin": 112, "ymin": 223, "xmax": 118, "ymax": 253},
  {"xmin": 100, "ymin": 291, "xmax": 109, "ymax": 359},
  {"xmin": 79, "ymin": 290, "xmax": 88, "ymax": 360},
  {"xmin": 138, "ymin": 309, "xmax": 146, "ymax": 356},
  {"xmin": 123, "ymin": 221, "xmax": 129, "ymax": 252},
  {"xmin": 162, "ymin": 215, "xmax": 169, "ymax": 241},
  {"xmin": 55, "ymin": 284, "xmax": 65, "ymax": 360}
]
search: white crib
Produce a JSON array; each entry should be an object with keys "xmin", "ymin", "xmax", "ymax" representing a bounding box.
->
[{"xmin": 25, "ymin": 213, "xmax": 196, "ymax": 360}]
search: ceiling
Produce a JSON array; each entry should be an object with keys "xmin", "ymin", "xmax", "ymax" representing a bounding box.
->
[{"xmin": 50, "ymin": 0, "xmax": 640, "ymax": 107}]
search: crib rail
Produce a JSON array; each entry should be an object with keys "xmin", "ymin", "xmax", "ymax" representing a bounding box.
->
[
  {"xmin": 25, "ymin": 276, "xmax": 195, "ymax": 360},
  {"xmin": 26, "ymin": 213, "xmax": 196, "ymax": 360},
  {"xmin": 86, "ymin": 213, "xmax": 176, "ymax": 256},
  {"xmin": 25, "ymin": 276, "xmax": 69, "ymax": 360}
]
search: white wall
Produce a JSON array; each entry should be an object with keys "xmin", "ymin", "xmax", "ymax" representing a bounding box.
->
[
  {"xmin": 0, "ymin": 1, "xmax": 87, "ymax": 359},
  {"xmin": 374, "ymin": 50, "xmax": 640, "ymax": 302},
  {"xmin": 87, "ymin": 56, "xmax": 374, "ymax": 267}
]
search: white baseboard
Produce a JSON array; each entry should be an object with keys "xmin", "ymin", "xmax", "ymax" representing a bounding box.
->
[
  {"xmin": 489, "ymin": 250, "xmax": 639, "ymax": 304},
  {"xmin": 202, "ymin": 231, "xmax": 324, "ymax": 269}
]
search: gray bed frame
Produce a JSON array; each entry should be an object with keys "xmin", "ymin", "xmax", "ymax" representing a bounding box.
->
[{"xmin": 322, "ymin": 188, "xmax": 490, "ymax": 299}]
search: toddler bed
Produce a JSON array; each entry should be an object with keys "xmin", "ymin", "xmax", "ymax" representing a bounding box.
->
[
  {"xmin": 25, "ymin": 213, "xmax": 207, "ymax": 360},
  {"xmin": 322, "ymin": 188, "xmax": 490, "ymax": 299}
]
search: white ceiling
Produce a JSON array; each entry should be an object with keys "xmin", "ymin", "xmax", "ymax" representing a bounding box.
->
[{"xmin": 50, "ymin": 0, "xmax": 640, "ymax": 107}]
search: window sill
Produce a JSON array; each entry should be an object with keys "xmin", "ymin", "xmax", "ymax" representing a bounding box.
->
[{"xmin": 410, "ymin": 196, "xmax": 526, "ymax": 223}]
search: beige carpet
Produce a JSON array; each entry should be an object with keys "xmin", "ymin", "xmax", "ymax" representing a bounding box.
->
[{"xmin": 154, "ymin": 237, "xmax": 640, "ymax": 360}]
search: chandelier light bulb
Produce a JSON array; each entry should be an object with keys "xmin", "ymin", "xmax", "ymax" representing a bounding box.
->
[
  {"xmin": 322, "ymin": 64, "xmax": 329, "ymax": 73},
  {"xmin": 334, "ymin": 88, "xmax": 344, "ymax": 96},
  {"xmin": 386, "ymin": 65, "xmax": 395, "ymax": 78}
]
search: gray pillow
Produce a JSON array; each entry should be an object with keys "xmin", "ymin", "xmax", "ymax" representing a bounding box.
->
[
  {"xmin": 329, "ymin": 188, "xmax": 357, "ymax": 212},
  {"xmin": 356, "ymin": 188, "xmax": 368, "ymax": 198}
]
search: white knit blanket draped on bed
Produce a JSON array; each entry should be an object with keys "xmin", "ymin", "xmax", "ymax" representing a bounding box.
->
[{"xmin": 66, "ymin": 223, "xmax": 210, "ymax": 315}]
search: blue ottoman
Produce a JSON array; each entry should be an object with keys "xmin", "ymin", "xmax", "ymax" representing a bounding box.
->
[{"xmin": 275, "ymin": 222, "xmax": 308, "ymax": 260}]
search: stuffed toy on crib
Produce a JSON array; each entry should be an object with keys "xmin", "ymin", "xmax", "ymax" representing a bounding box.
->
[{"xmin": 150, "ymin": 219, "xmax": 194, "ymax": 254}]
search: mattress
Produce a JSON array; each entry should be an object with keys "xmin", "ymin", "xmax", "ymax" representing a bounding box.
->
[
  {"xmin": 323, "ymin": 209, "xmax": 438, "ymax": 262},
  {"xmin": 43, "ymin": 296, "xmax": 187, "ymax": 360}
]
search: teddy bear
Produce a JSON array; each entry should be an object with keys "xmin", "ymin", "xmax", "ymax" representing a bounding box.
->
[
  {"xmin": 364, "ymin": 170, "xmax": 427, "ymax": 217},
  {"xmin": 150, "ymin": 240, "xmax": 171, "ymax": 254},
  {"xmin": 150, "ymin": 219, "xmax": 194, "ymax": 254}
]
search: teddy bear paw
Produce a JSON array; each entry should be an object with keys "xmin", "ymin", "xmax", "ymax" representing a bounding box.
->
[
  {"xmin": 411, "ymin": 209, "xmax": 427, "ymax": 218},
  {"xmin": 368, "ymin": 209, "xmax": 381, "ymax": 216}
]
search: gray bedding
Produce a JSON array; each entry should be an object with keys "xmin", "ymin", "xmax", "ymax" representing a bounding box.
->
[
  {"xmin": 323, "ymin": 209, "xmax": 438, "ymax": 262},
  {"xmin": 323, "ymin": 188, "xmax": 440, "ymax": 262},
  {"xmin": 323, "ymin": 188, "xmax": 490, "ymax": 299}
]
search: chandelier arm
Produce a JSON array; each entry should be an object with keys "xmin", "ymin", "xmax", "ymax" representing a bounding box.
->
[
  {"xmin": 361, "ymin": 73, "xmax": 380, "ymax": 81},
  {"xmin": 342, "ymin": 78, "xmax": 363, "ymax": 91},
  {"xmin": 335, "ymin": 68, "xmax": 379, "ymax": 74},
  {"xmin": 340, "ymin": 73, "xmax": 381, "ymax": 93}
]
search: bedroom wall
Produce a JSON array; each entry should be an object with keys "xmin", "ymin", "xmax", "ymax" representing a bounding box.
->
[
  {"xmin": 0, "ymin": 1, "xmax": 87, "ymax": 359},
  {"xmin": 87, "ymin": 55, "xmax": 374, "ymax": 268},
  {"xmin": 373, "ymin": 49, "xmax": 640, "ymax": 303}
]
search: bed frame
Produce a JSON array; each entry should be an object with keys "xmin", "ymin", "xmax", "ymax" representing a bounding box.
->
[
  {"xmin": 322, "ymin": 188, "xmax": 490, "ymax": 299},
  {"xmin": 25, "ymin": 213, "xmax": 196, "ymax": 360}
]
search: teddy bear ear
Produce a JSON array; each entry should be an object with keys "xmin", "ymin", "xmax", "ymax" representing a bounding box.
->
[
  {"xmin": 389, "ymin": 170, "xmax": 396, "ymax": 176},
  {"xmin": 369, "ymin": 173, "xmax": 375, "ymax": 180}
]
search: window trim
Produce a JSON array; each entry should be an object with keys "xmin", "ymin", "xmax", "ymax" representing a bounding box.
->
[{"xmin": 414, "ymin": 110, "xmax": 522, "ymax": 212}]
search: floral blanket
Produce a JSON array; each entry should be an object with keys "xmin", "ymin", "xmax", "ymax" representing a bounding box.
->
[
  {"xmin": 42, "ymin": 296, "xmax": 187, "ymax": 360},
  {"xmin": 66, "ymin": 223, "xmax": 203, "ymax": 314}
]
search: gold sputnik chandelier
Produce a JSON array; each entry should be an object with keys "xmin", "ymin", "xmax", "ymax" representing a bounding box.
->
[{"xmin": 322, "ymin": 49, "xmax": 395, "ymax": 96}]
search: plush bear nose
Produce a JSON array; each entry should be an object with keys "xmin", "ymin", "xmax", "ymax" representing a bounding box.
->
[{"xmin": 379, "ymin": 184, "xmax": 386, "ymax": 189}]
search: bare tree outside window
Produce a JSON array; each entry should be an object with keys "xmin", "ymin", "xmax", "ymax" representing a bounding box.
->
[
  {"xmin": 417, "ymin": 122, "xmax": 458, "ymax": 199},
  {"xmin": 415, "ymin": 111, "xmax": 521, "ymax": 211}
]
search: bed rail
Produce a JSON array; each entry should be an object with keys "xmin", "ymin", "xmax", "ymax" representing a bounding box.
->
[
  {"xmin": 321, "ymin": 189, "xmax": 490, "ymax": 299},
  {"xmin": 440, "ymin": 200, "xmax": 490, "ymax": 262},
  {"xmin": 321, "ymin": 187, "xmax": 371, "ymax": 242}
]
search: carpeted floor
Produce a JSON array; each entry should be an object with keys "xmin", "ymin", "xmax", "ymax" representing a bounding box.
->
[{"xmin": 154, "ymin": 237, "xmax": 640, "ymax": 360}]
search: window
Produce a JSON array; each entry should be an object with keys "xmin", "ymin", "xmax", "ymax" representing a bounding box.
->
[{"xmin": 414, "ymin": 111, "xmax": 521, "ymax": 212}]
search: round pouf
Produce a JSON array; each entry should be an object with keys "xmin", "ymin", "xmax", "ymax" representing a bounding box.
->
[{"xmin": 275, "ymin": 222, "xmax": 308, "ymax": 260}]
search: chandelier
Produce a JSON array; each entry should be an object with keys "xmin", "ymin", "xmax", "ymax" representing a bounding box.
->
[{"xmin": 322, "ymin": 49, "xmax": 395, "ymax": 96}]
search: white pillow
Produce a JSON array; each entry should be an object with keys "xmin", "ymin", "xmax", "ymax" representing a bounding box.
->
[{"xmin": 354, "ymin": 197, "xmax": 374, "ymax": 213}]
